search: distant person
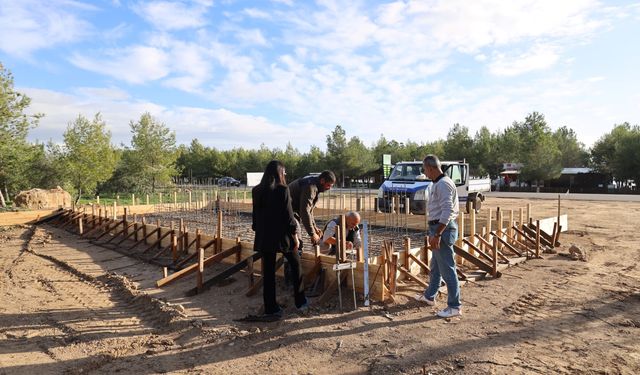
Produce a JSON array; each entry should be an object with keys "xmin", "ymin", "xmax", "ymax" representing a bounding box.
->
[
  {"xmin": 415, "ymin": 154, "xmax": 462, "ymax": 318},
  {"xmin": 320, "ymin": 211, "xmax": 361, "ymax": 255},
  {"xmin": 288, "ymin": 170, "xmax": 336, "ymax": 246},
  {"xmin": 251, "ymin": 160, "xmax": 307, "ymax": 321}
]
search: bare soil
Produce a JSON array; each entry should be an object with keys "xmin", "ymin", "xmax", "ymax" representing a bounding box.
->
[{"xmin": 1, "ymin": 197, "xmax": 639, "ymax": 374}]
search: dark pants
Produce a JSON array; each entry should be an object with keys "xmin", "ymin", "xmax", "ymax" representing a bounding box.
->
[{"xmin": 262, "ymin": 250, "xmax": 306, "ymax": 314}]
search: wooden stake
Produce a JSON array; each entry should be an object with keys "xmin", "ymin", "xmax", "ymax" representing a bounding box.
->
[
  {"xmin": 535, "ymin": 219, "xmax": 541, "ymax": 258},
  {"xmin": 492, "ymin": 236, "xmax": 498, "ymax": 278},
  {"xmin": 197, "ymin": 247, "xmax": 205, "ymax": 292}
]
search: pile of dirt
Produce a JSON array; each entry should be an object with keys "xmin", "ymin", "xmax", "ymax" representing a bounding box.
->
[{"xmin": 13, "ymin": 186, "xmax": 72, "ymax": 209}]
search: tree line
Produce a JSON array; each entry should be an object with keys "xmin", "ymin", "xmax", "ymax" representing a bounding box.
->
[{"xmin": 1, "ymin": 63, "xmax": 639, "ymax": 205}]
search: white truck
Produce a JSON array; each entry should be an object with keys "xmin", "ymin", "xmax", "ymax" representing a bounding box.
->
[{"xmin": 377, "ymin": 161, "xmax": 491, "ymax": 214}]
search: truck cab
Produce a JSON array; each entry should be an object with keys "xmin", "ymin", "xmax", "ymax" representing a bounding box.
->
[{"xmin": 377, "ymin": 161, "xmax": 490, "ymax": 214}]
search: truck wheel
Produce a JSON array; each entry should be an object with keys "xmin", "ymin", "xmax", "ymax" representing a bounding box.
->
[{"xmin": 473, "ymin": 195, "xmax": 483, "ymax": 213}]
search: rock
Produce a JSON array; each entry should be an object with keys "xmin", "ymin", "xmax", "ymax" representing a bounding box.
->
[
  {"xmin": 13, "ymin": 187, "xmax": 72, "ymax": 209},
  {"xmin": 569, "ymin": 245, "xmax": 588, "ymax": 262}
]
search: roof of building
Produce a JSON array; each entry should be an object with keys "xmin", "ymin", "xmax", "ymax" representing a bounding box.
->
[{"xmin": 561, "ymin": 167, "xmax": 593, "ymax": 174}]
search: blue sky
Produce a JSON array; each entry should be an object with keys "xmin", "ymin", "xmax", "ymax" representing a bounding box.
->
[{"xmin": 1, "ymin": 0, "xmax": 639, "ymax": 151}]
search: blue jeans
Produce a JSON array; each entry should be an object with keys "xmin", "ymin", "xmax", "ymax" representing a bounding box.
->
[{"xmin": 424, "ymin": 221, "xmax": 461, "ymax": 309}]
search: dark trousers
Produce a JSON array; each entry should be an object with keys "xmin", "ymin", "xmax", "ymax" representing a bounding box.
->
[{"xmin": 262, "ymin": 250, "xmax": 306, "ymax": 314}]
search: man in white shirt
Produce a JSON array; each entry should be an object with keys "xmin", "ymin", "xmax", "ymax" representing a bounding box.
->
[{"xmin": 415, "ymin": 155, "xmax": 462, "ymax": 318}]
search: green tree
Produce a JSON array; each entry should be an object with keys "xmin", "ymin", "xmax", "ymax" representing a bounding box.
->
[
  {"xmin": 554, "ymin": 126, "xmax": 589, "ymax": 167},
  {"xmin": 512, "ymin": 112, "xmax": 562, "ymax": 185},
  {"xmin": 128, "ymin": 113, "xmax": 178, "ymax": 192},
  {"xmin": 472, "ymin": 126, "xmax": 498, "ymax": 177},
  {"xmin": 0, "ymin": 63, "xmax": 42, "ymax": 206},
  {"xmin": 591, "ymin": 123, "xmax": 640, "ymax": 186},
  {"xmin": 62, "ymin": 113, "xmax": 117, "ymax": 201},
  {"xmin": 326, "ymin": 125, "xmax": 348, "ymax": 185},
  {"xmin": 443, "ymin": 123, "xmax": 473, "ymax": 161}
]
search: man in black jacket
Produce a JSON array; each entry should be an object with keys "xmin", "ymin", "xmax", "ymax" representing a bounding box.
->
[{"xmin": 288, "ymin": 170, "xmax": 336, "ymax": 245}]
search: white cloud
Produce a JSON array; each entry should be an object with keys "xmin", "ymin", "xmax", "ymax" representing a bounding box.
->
[
  {"xmin": 242, "ymin": 8, "xmax": 272, "ymax": 20},
  {"xmin": 132, "ymin": 0, "xmax": 213, "ymax": 31},
  {"xmin": 70, "ymin": 45, "xmax": 171, "ymax": 84},
  {"xmin": 21, "ymin": 87, "xmax": 326, "ymax": 150},
  {"xmin": 489, "ymin": 44, "xmax": 560, "ymax": 76},
  {"xmin": 0, "ymin": 0, "xmax": 93, "ymax": 58}
]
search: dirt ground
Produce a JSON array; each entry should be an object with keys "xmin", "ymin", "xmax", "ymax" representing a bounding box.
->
[{"xmin": 1, "ymin": 197, "xmax": 639, "ymax": 374}]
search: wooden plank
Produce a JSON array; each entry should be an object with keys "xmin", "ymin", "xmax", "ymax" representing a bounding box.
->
[
  {"xmin": 408, "ymin": 252, "xmax": 430, "ymax": 274},
  {"xmin": 398, "ymin": 265, "xmax": 427, "ymax": 288},
  {"xmin": 453, "ymin": 244, "xmax": 501, "ymax": 277},
  {"xmin": 463, "ymin": 238, "xmax": 501, "ymax": 263},
  {"xmin": 93, "ymin": 219, "xmax": 124, "ymax": 241},
  {"xmin": 126, "ymin": 226, "xmax": 160, "ymax": 250},
  {"xmin": 141, "ymin": 229, "xmax": 172, "ymax": 253},
  {"xmin": 492, "ymin": 232, "xmax": 523, "ymax": 257},
  {"xmin": 316, "ymin": 271, "xmax": 348, "ymax": 306},
  {"xmin": 186, "ymin": 251, "xmax": 262, "ymax": 296},
  {"xmin": 156, "ymin": 245, "xmax": 243, "ymax": 287},
  {"xmin": 472, "ymin": 234, "xmax": 510, "ymax": 263},
  {"xmin": 115, "ymin": 222, "xmax": 146, "ymax": 245},
  {"xmin": 245, "ymin": 255, "xmax": 285, "ymax": 297}
]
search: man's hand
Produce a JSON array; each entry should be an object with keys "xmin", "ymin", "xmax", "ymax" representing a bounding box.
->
[
  {"xmin": 293, "ymin": 235, "xmax": 300, "ymax": 252},
  {"xmin": 428, "ymin": 235, "xmax": 441, "ymax": 250},
  {"xmin": 311, "ymin": 233, "xmax": 320, "ymax": 245}
]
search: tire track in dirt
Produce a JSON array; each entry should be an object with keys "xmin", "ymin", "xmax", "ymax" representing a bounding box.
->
[
  {"xmin": 501, "ymin": 258, "xmax": 640, "ymax": 374},
  {"xmin": 0, "ymin": 226, "xmax": 191, "ymax": 374}
]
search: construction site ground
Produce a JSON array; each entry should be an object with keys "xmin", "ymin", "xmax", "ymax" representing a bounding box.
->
[{"xmin": 1, "ymin": 197, "xmax": 639, "ymax": 374}]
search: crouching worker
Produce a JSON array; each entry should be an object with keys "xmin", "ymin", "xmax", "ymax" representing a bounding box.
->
[{"xmin": 320, "ymin": 211, "xmax": 361, "ymax": 256}]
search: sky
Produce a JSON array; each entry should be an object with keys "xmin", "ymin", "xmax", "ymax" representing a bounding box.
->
[{"xmin": 1, "ymin": 0, "xmax": 639, "ymax": 151}]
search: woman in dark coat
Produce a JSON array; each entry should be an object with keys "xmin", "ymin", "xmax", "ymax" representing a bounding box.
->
[{"xmin": 252, "ymin": 160, "xmax": 307, "ymax": 320}]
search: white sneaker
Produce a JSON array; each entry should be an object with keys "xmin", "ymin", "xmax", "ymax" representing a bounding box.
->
[
  {"xmin": 436, "ymin": 307, "xmax": 461, "ymax": 318},
  {"xmin": 414, "ymin": 294, "xmax": 436, "ymax": 306}
]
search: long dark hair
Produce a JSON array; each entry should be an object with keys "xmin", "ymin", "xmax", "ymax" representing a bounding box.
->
[{"xmin": 258, "ymin": 160, "xmax": 286, "ymax": 190}]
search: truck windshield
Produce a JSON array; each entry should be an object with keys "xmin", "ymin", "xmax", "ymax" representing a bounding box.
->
[{"xmin": 389, "ymin": 164, "xmax": 428, "ymax": 181}]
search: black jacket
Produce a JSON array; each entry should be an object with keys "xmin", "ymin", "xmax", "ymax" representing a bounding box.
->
[
  {"xmin": 252, "ymin": 184, "xmax": 298, "ymax": 253},
  {"xmin": 288, "ymin": 176, "xmax": 320, "ymax": 236}
]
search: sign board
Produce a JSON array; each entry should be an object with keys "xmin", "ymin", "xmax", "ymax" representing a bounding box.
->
[
  {"xmin": 246, "ymin": 172, "xmax": 264, "ymax": 187},
  {"xmin": 383, "ymin": 154, "xmax": 392, "ymax": 178}
]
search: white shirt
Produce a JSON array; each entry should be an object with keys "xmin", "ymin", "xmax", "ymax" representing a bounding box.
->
[{"xmin": 427, "ymin": 174, "xmax": 459, "ymax": 225}]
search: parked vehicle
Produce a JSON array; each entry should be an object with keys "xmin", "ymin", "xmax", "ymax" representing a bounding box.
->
[
  {"xmin": 377, "ymin": 161, "xmax": 491, "ymax": 214},
  {"xmin": 217, "ymin": 177, "xmax": 241, "ymax": 187}
]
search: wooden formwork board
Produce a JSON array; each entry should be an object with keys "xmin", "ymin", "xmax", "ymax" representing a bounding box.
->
[{"xmin": 0, "ymin": 209, "xmax": 58, "ymax": 226}]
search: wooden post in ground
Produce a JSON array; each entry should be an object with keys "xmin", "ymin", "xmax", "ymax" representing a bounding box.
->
[
  {"xmin": 113, "ymin": 201, "xmax": 117, "ymax": 220},
  {"xmin": 197, "ymin": 247, "xmax": 204, "ymax": 292},
  {"xmin": 390, "ymin": 253, "xmax": 398, "ymax": 296},
  {"xmin": 469, "ymin": 207, "xmax": 476, "ymax": 256},
  {"xmin": 156, "ymin": 219, "xmax": 162, "ymax": 249},
  {"xmin": 141, "ymin": 217, "xmax": 147, "ymax": 242},
  {"xmin": 131, "ymin": 193, "xmax": 135, "ymax": 206},
  {"xmin": 526, "ymin": 203, "xmax": 531, "ymax": 223},
  {"xmin": 158, "ymin": 192, "xmax": 162, "ymax": 205},
  {"xmin": 123, "ymin": 207, "xmax": 129, "ymax": 237},
  {"xmin": 508, "ymin": 210, "xmax": 514, "ymax": 240},
  {"xmin": 133, "ymin": 214, "xmax": 138, "ymax": 241},
  {"xmin": 456, "ymin": 210, "xmax": 464, "ymax": 265},
  {"xmin": 485, "ymin": 208, "xmax": 492, "ymax": 242},
  {"xmin": 535, "ymin": 219, "xmax": 541, "ymax": 257},
  {"xmin": 98, "ymin": 208, "xmax": 103, "ymax": 226},
  {"xmin": 96, "ymin": 196, "xmax": 100, "ymax": 205},
  {"xmin": 423, "ymin": 237, "xmax": 431, "ymax": 274},
  {"xmin": 171, "ymin": 229, "xmax": 177, "ymax": 262},
  {"xmin": 174, "ymin": 191, "xmax": 177, "ymax": 210},
  {"xmin": 492, "ymin": 235, "xmax": 498, "ymax": 278},
  {"xmin": 78, "ymin": 216, "xmax": 83, "ymax": 235},
  {"xmin": 216, "ymin": 210, "xmax": 222, "ymax": 254},
  {"xmin": 339, "ymin": 214, "xmax": 347, "ymax": 261},
  {"xmin": 146, "ymin": 194, "xmax": 149, "ymax": 205},
  {"xmin": 403, "ymin": 237, "xmax": 410, "ymax": 272},
  {"xmin": 179, "ymin": 218, "xmax": 185, "ymax": 252},
  {"xmin": 188, "ymin": 190, "xmax": 192, "ymax": 209},
  {"xmin": 195, "ymin": 229, "xmax": 201, "ymax": 254}
]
